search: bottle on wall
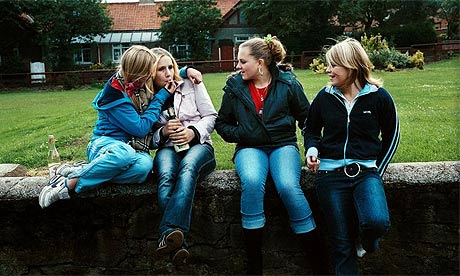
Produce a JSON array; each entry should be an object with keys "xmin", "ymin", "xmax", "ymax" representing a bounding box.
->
[
  {"xmin": 47, "ymin": 135, "xmax": 61, "ymax": 177},
  {"xmin": 167, "ymin": 107, "xmax": 190, "ymax": 152}
]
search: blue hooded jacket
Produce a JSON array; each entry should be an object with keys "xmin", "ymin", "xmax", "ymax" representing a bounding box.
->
[{"xmin": 91, "ymin": 75, "xmax": 170, "ymax": 142}]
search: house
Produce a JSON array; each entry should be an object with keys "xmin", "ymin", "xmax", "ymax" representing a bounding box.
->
[{"xmin": 73, "ymin": 0, "xmax": 260, "ymax": 69}]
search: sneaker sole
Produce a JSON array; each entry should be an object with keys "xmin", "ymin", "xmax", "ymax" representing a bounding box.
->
[
  {"xmin": 39, "ymin": 185, "xmax": 53, "ymax": 208},
  {"xmin": 156, "ymin": 230, "xmax": 184, "ymax": 255},
  {"xmin": 172, "ymin": 248, "xmax": 190, "ymax": 266}
]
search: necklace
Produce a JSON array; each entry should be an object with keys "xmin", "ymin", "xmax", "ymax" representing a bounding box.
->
[{"xmin": 254, "ymin": 77, "xmax": 272, "ymax": 102}]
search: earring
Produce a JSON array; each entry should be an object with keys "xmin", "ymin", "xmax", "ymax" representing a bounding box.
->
[{"xmin": 258, "ymin": 67, "xmax": 263, "ymax": 76}]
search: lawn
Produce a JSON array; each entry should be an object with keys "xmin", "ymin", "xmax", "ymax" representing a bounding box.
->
[{"xmin": 0, "ymin": 58, "xmax": 459, "ymax": 172}]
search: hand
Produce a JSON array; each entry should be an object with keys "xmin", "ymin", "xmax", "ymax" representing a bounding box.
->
[
  {"xmin": 187, "ymin": 67, "xmax": 202, "ymax": 84},
  {"xmin": 306, "ymin": 156, "xmax": 320, "ymax": 173},
  {"xmin": 164, "ymin": 80, "xmax": 177, "ymax": 94},
  {"xmin": 163, "ymin": 119, "xmax": 195, "ymax": 145}
]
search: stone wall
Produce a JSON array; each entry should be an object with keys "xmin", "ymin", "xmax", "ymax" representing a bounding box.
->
[{"xmin": 0, "ymin": 162, "xmax": 458, "ymax": 275}]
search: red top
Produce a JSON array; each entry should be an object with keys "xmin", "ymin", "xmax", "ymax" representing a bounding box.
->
[{"xmin": 249, "ymin": 81, "xmax": 269, "ymax": 116}]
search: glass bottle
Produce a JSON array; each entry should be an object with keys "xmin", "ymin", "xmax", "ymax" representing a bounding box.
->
[
  {"xmin": 48, "ymin": 135, "xmax": 61, "ymax": 177},
  {"xmin": 167, "ymin": 107, "xmax": 190, "ymax": 152}
]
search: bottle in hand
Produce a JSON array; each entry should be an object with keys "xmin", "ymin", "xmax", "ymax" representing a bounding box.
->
[
  {"xmin": 167, "ymin": 107, "xmax": 190, "ymax": 152},
  {"xmin": 48, "ymin": 135, "xmax": 61, "ymax": 177}
]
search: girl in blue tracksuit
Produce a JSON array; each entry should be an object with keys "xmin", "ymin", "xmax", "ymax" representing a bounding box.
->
[
  {"xmin": 303, "ymin": 38, "xmax": 400, "ymax": 275},
  {"xmin": 39, "ymin": 45, "xmax": 173, "ymax": 208}
]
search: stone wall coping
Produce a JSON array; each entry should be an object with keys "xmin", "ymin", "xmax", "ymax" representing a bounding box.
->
[{"xmin": 0, "ymin": 161, "xmax": 458, "ymax": 201}]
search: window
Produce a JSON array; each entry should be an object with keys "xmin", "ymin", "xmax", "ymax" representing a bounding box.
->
[
  {"xmin": 74, "ymin": 47, "xmax": 91, "ymax": 64},
  {"xmin": 112, "ymin": 44, "xmax": 130, "ymax": 63},
  {"xmin": 168, "ymin": 44, "xmax": 190, "ymax": 60},
  {"xmin": 234, "ymin": 34, "xmax": 257, "ymax": 45}
]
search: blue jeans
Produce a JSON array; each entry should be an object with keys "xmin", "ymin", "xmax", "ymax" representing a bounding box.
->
[
  {"xmin": 69, "ymin": 136, "xmax": 153, "ymax": 193},
  {"xmin": 234, "ymin": 145, "xmax": 316, "ymax": 233},
  {"xmin": 315, "ymin": 169, "xmax": 390, "ymax": 275},
  {"xmin": 154, "ymin": 143, "xmax": 216, "ymax": 238}
]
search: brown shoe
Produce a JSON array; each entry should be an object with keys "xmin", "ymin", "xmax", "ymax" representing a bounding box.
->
[
  {"xmin": 172, "ymin": 247, "xmax": 190, "ymax": 266},
  {"xmin": 156, "ymin": 229, "xmax": 184, "ymax": 255}
]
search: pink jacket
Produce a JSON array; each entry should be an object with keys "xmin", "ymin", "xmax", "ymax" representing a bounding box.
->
[{"xmin": 152, "ymin": 79, "xmax": 217, "ymax": 148}]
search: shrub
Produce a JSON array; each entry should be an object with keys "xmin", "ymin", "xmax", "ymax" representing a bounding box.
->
[
  {"xmin": 410, "ymin": 50, "xmax": 424, "ymax": 69},
  {"xmin": 90, "ymin": 63, "xmax": 105, "ymax": 70},
  {"xmin": 361, "ymin": 34, "xmax": 410, "ymax": 70},
  {"xmin": 368, "ymin": 48, "xmax": 410, "ymax": 69},
  {"xmin": 309, "ymin": 57, "xmax": 327, "ymax": 74}
]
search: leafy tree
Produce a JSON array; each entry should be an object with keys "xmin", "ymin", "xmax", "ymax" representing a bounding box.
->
[
  {"xmin": 24, "ymin": 0, "xmax": 112, "ymax": 71},
  {"xmin": 240, "ymin": 0, "xmax": 341, "ymax": 52},
  {"xmin": 439, "ymin": 0, "xmax": 460, "ymax": 39},
  {"xmin": 374, "ymin": 0, "xmax": 439, "ymax": 46},
  {"xmin": 158, "ymin": 0, "xmax": 222, "ymax": 60},
  {"xmin": 337, "ymin": 0, "xmax": 393, "ymax": 34}
]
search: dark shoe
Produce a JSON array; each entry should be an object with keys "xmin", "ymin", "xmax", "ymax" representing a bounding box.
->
[
  {"xmin": 243, "ymin": 228, "xmax": 264, "ymax": 275},
  {"xmin": 171, "ymin": 247, "xmax": 190, "ymax": 266},
  {"xmin": 298, "ymin": 228, "xmax": 331, "ymax": 275},
  {"xmin": 156, "ymin": 229, "xmax": 184, "ymax": 255}
]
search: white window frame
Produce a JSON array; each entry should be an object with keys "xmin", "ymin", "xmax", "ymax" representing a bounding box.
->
[
  {"xmin": 234, "ymin": 34, "xmax": 257, "ymax": 45},
  {"xmin": 168, "ymin": 44, "xmax": 190, "ymax": 60},
  {"xmin": 74, "ymin": 47, "xmax": 92, "ymax": 64},
  {"xmin": 112, "ymin": 44, "xmax": 130, "ymax": 63}
]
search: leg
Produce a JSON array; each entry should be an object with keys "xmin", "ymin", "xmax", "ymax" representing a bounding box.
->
[
  {"xmin": 234, "ymin": 148, "xmax": 269, "ymax": 230},
  {"xmin": 243, "ymin": 228, "xmax": 264, "ymax": 275},
  {"xmin": 316, "ymin": 172, "xmax": 359, "ymax": 276},
  {"xmin": 154, "ymin": 147, "xmax": 180, "ymax": 214},
  {"xmin": 73, "ymin": 137, "xmax": 139, "ymax": 193},
  {"xmin": 353, "ymin": 171, "xmax": 390, "ymax": 254},
  {"xmin": 110, "ymin": 151, "xmax": 153, "ymax": 184},
  {"xmin": 158, "ymin": 144, "xmax": 216, "ymax": 236},
  {"xmin": 234, "ymin": 148, "xmax": 269, "ymax": 275},
  {"xmin": 269, "ymin": 145, "xmax": 316, "ymax": 233}
]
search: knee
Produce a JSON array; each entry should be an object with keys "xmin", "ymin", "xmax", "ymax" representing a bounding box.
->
[
  {"xmin": 362, "ymin": 217, "xmax": 390, "ymax": 235},
  {"xmin": 110, "ymin": 144, "xmax": 137, "ymax": 167}
]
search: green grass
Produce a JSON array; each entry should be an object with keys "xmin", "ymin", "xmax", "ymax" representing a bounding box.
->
[{"xmin": 1, "ymin": 58, "xmax": 459, "ymax": 171}]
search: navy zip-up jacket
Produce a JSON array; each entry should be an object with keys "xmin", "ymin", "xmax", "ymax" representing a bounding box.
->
[
  {"xmin": 216, "ymin": 65, "xmax": 310, "ymax": 153},
  {"xmin": 303, "ymin": 84, "xmax": 400, "ymax": 176}
]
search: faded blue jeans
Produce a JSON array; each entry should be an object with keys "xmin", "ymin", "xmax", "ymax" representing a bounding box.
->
[
  {"xmin": 234, "ymin": 145, "xmax": 316, "ymax": 234},
  {"xmin": 315, "ymin": 169, "xmax": 390, "ymax": 275},
  {"xmin": 69, "ymin": 136, "xmax": 153, "ymax": 193},
  {"xmin": 154, "ymin": 143, "xmax": 216, "ymax": 238}
]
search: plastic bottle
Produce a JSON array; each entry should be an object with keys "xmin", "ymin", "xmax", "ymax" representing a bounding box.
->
[
  {"xmin": 48, "ymin": 135, "xmax": 61, "ymax": 177},
  {"xmin": 167, "ymin": 107, "xmax": 190, "ymax": 152}
]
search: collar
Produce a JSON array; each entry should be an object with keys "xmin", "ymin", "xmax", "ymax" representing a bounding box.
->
[{"xmin": 326, "ymin": 83, "xmax": 379, "ymax": 97}]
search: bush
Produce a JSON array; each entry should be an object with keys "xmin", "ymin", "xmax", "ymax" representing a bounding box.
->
[
  {"xmin": 361, "ymin": 33, "xmax": 410, "ymax": 70},
  {"xmin": 90, "ymin": 63, "xmax": 105, "ymax": 70},
  {"xmin": 309, "ymin": 57, "xmax": 327, "ymax": 74},
  {"xmin": 409, "ymin": 50, "xmax": 424, "ymax": 69}
]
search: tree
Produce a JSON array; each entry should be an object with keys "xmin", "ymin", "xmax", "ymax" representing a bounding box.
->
[
  {"xmin": 0, "ymin": 1, "xmax": 39, "ymax": 72},
  {"xmin": 240, "ymin": 0, "xmax": 341, "ymax": 52},
  {"xmin": 439, "ymin": 0, "xmax": 460, "ymax": 39},
  {"xmin": 337, "ymin": 0, "xmax": 393, "ymax": 34},
  {"xmin": 24, "ymin": 0, "xmax": 112, "ymax": 71},
  {"xmin": 158, "ymin": 0, "xmax": 222, "ymax": 60}
]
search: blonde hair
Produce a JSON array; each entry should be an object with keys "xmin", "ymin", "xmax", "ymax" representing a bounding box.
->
[
  {"xmin": 240, "ymin": 35, "xmax": 286, "ymax": 67},
  {"xmin": 326, "ymin": 38, "xmax": 382, "ymax": 88},
  {"xmin": 119, "ymin": 45, "xmax": 156, "ymax": 101},
  {"xmin": 151, "ymin": 47, "xmax": 182, "ymax": 81}
]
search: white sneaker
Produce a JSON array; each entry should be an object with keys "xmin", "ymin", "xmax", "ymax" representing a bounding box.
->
[
  {"xmin": 52, "ymin": 161, "xmax": 87, "ymax": 178},
  {"xmin": 39, "ymin": 175, "xmax": 70, "ymax": 208},
  {"xmin": 356, "ymin": 242, "xmax": 367, "ymax": 258}
]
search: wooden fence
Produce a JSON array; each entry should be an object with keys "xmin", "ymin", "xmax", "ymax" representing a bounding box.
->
[{"xmin": 1, "ymin": 41, "xmax": 458, "ymax": 89}]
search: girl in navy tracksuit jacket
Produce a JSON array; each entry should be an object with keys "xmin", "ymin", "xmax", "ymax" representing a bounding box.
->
[{"xmin": 303, "ymin": 38, "xmax": 400, "ymax": 275}]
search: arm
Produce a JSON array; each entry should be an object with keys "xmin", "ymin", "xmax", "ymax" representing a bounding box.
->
[
  {"xmin": 290, "ymin": 79, "xmax": 310, "ymax": 130},
  {"xmin": 109, "ymin": 88, "xmax": 170, "ymax": 138},
  {"xmin": 215, "ymin": 88, "xmax": 240, "ymax": 143},
  {"xmin": 187, "ymin": 82, "xmax": 217, "ymax": 143},
  {"xmin": 376, "ymin": 88, "xmax": 400, "ymax": 176},
  {"xmin": 179, "ymin": 66, "xmax": 202, "ymax": 84},
  {"xmin": 302, "ymin": 93, "xmax": 324, "ymax": 171}
]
